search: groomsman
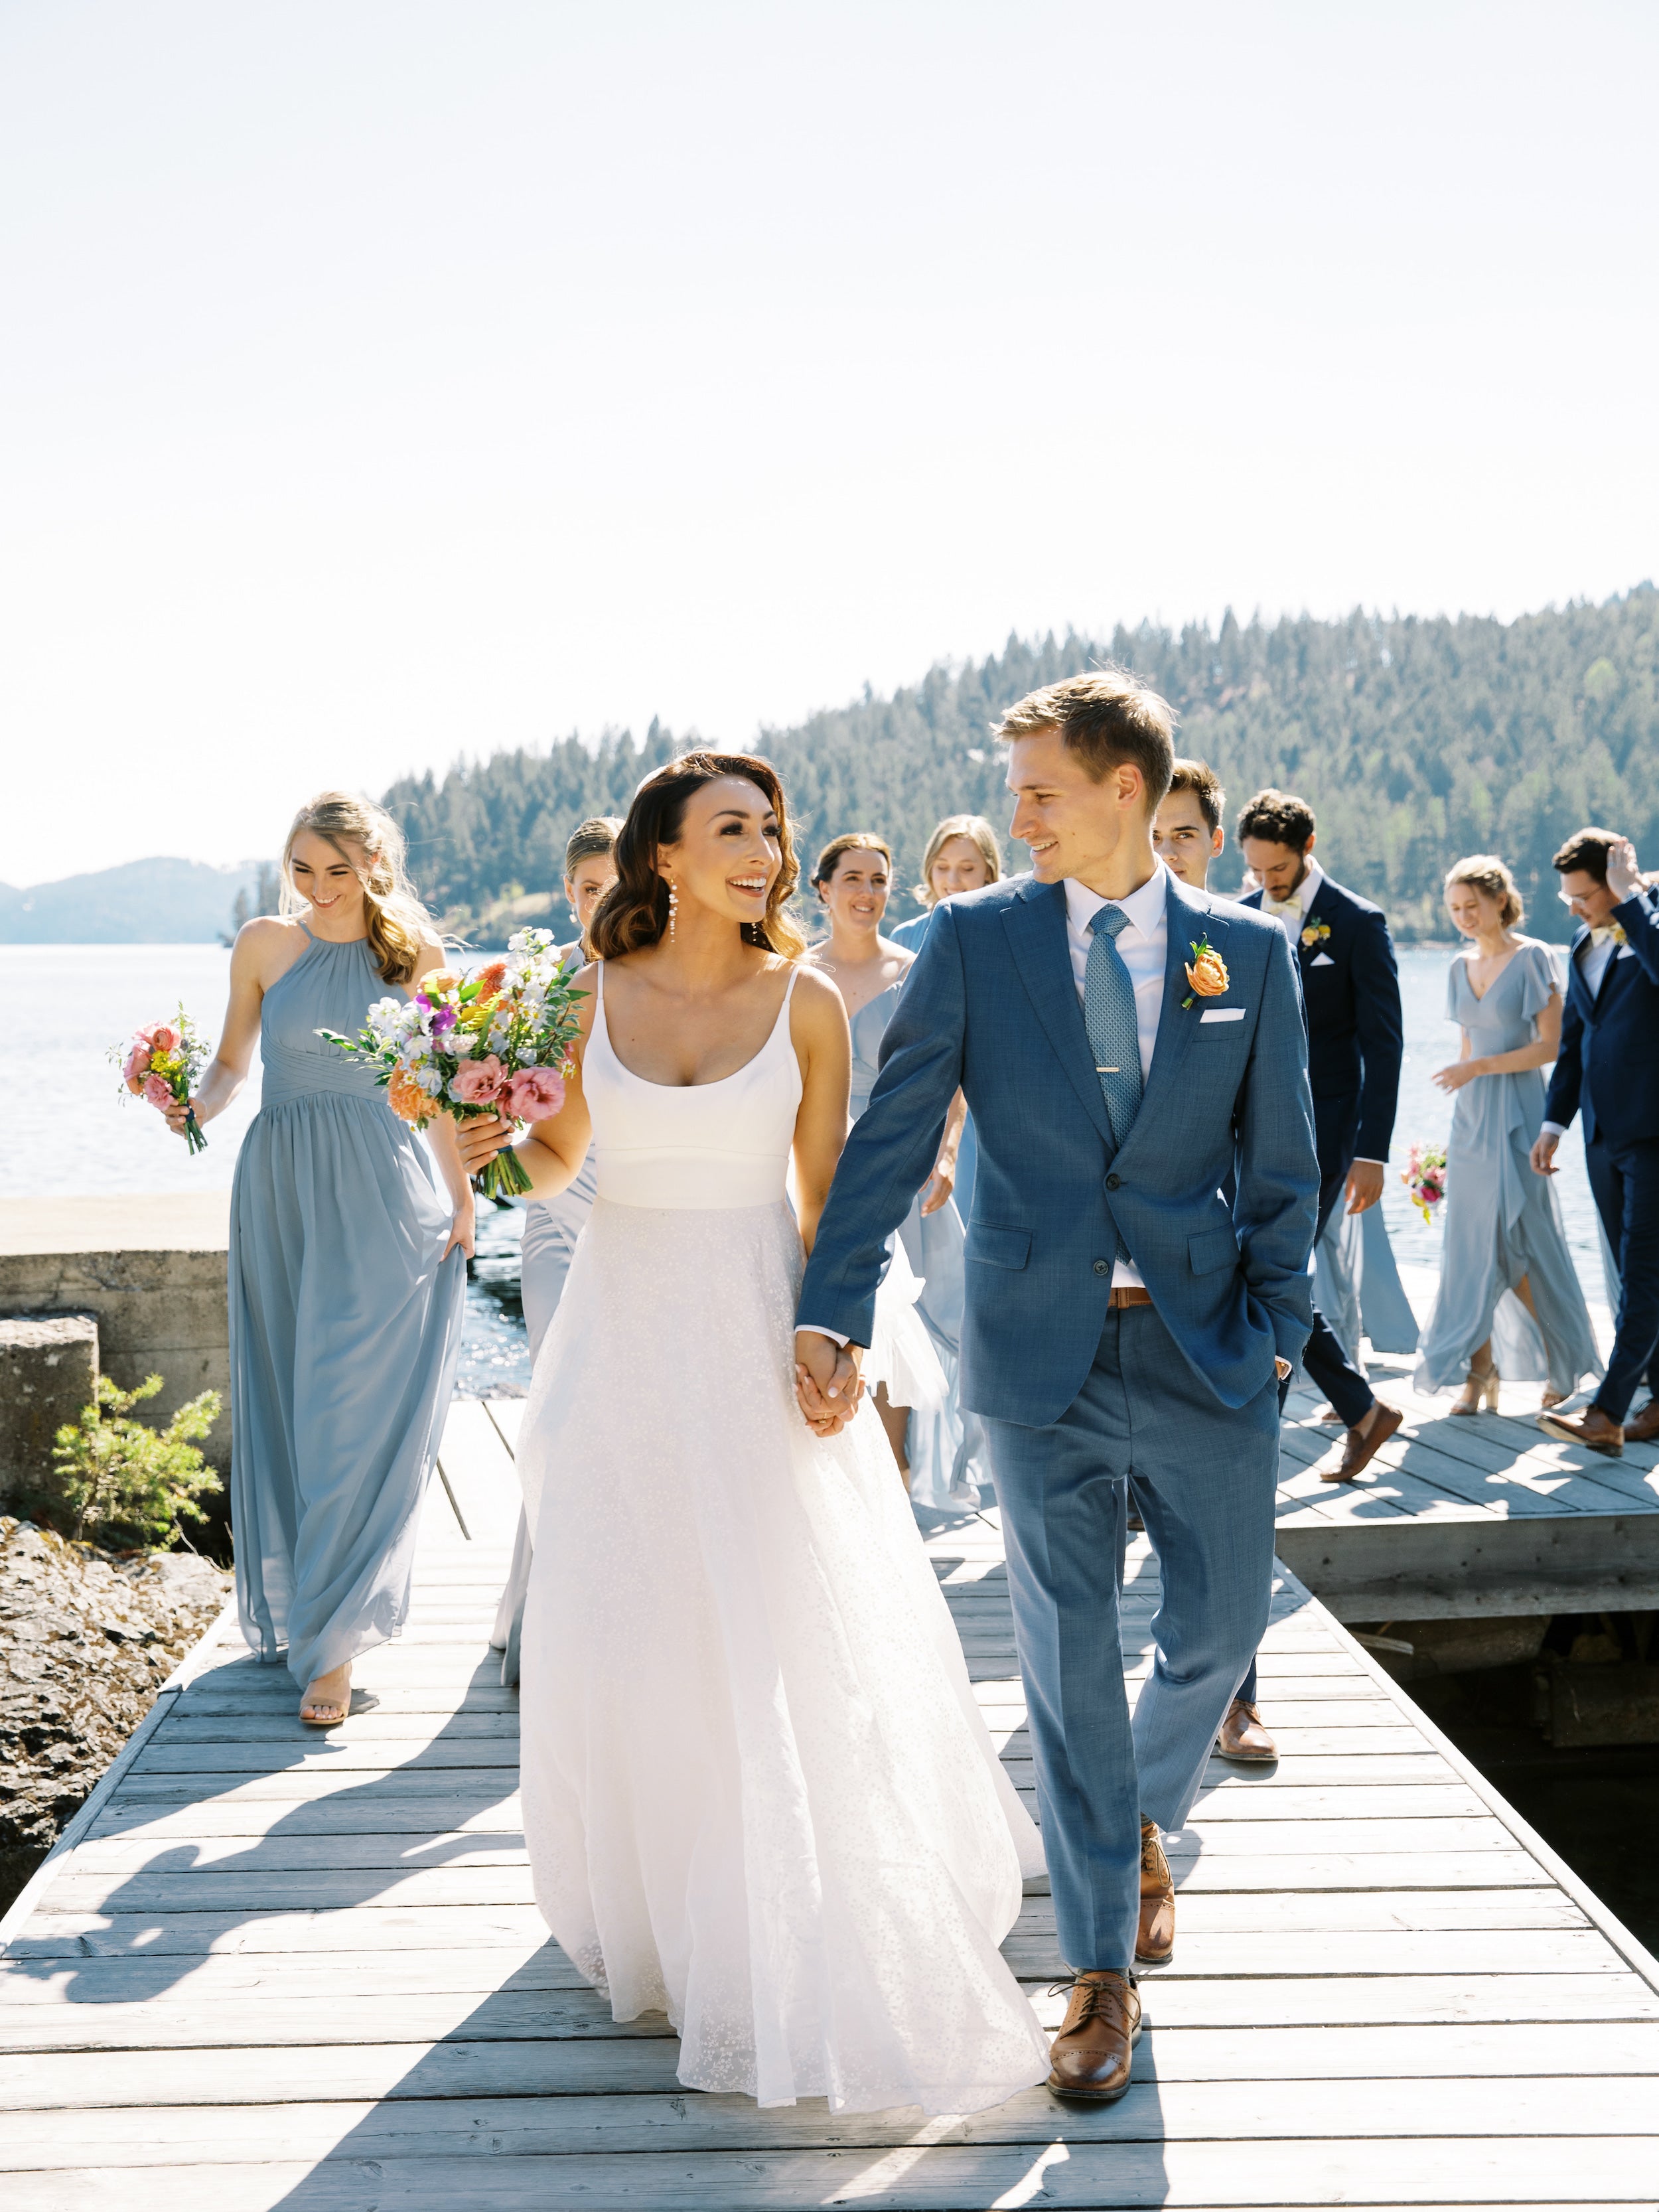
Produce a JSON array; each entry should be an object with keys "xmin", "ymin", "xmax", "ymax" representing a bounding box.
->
[
  {"xmin": 1153, "ymin": 763, "xmax": 1277, "ymax": 1765},
  {"xmin": 1237, "ymin": 791, "xmax": 1406, "ymax": 1481},
  {"xmin": 1532, "ymin": 830, "xmax": 1659, "ymax": 1455}
]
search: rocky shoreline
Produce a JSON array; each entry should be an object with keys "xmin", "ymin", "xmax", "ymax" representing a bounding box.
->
[{"xmin": 0, "ymin": 1516, "xmax": 230, "ymax": 1914}]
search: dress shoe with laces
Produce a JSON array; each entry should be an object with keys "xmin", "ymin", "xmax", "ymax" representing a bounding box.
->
[
  {"xmin": 1623, "ymin": 1398, "xmax": 1659, "ymax": 1447},
  {"xmin": 1216, "ymin": 1696, "xmax": 1277, "ymax": 1762},
  {"xmin": 1323, "ymin": 1398, "xmax": 1404, "ymax": 1481},
  {"xmin": 1538, "ymin": 1404, "xmax": 1624, "ymax": 1457},
  {"xmin": 1135, "ymin": 1819, "xmax": 1175, "ymax": 1964},
  {"xmin": 1046, "ymin": 1969, "xmax": 1142, "ymax": 2102}
]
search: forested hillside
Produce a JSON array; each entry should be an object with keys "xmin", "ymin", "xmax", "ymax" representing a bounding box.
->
[{"xmin": 383, "ymin": 587, "xmax": 1659, "ymax": 942}]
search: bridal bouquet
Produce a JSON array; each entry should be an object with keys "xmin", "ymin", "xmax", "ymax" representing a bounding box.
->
[
  {"xmin": 111, "ymin": 1007, "xmax": 212, "ymax": 1154},
  {"xmin": 319, "ymin": 929, "xmax": 585, "ymax": 1199},
  {"xmin": 1402, "ymin": 1142, "xmax": 1447, "ymax": 1226}
]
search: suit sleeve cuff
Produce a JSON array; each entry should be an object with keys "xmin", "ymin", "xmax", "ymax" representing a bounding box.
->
[
  {"xmin": 1351, "ymin": 1157, "xmax": 1386, "ymax": 1167},
  {"xmin": 798, "ymin": 1325, "xmax": 850, "ymax": 1346},
  {"xmin": 1540, "ymin": 1122, "xmax": 1567, "ymax": 1140}
]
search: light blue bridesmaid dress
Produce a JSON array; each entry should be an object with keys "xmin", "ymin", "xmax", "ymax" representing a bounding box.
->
[
  {"xmin": 889, "ymin": 907, "xmax": 979, "ymax": 1224},
  {"xmin": 1413, "ymin": 942, "xmax": 1602, "ymax": 1398},
  {"xmin": 850, "ymin": 981, "xmax": 989, "ymax": 1511},
  {"xmin": 229, "ymin": 924, "xmax": 466, "ymax": 1688},
  {"xmin": 492, "ymin": 942, "xmax": 595, "ymax": 1684}
]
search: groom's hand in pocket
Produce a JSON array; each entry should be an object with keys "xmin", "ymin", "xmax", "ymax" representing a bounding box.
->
[{"xmin": 794, "ymin": 1331, "xmax": 865, "ymax": 1435}]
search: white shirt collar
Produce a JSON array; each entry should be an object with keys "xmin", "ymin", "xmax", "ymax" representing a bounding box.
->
[
  {"xmin": 1063, "ymin": 865, "xmax": 1169, "ymax": 940},
  {"xmin": 1266, "ymin": 855, "xmax": 1323, "ymax": 913}
]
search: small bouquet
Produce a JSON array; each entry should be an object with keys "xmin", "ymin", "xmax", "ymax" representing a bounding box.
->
[
  {"xmin": 111, "ymin": 1007, "xmax": 212, "ymax": 1153},
  {"xmin": 319, "ymin": 929, "xmax": 586, "ymax": 1199},
  {"xmin": 1402, "ymin": 1142, "xmax": 1447, "ymax": 1226}
]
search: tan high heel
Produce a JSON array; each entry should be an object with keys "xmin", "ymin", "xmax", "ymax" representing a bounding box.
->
[{"xmin": 1451, "ymin": 1360, "xmax": 1500, "ymax": 1416}]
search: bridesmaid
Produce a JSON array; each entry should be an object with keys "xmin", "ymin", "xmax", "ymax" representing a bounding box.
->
[
  {"xmin": 808, "ymin": 833, "xmax": 983, "ymax": 1507},
  {"xmin": 1415, "ymin": 854, "xmax": 1601, "ymax": 1413},
  {"xmin": 492, "ymin": 817, "xmax": 620, "ymax": 1684},
  {"xmin": 889, "ymin": 814, "xmax": 1001, "ymax": 1224},
  {"xmin": 168, "ymin": 792, "xmax": 470, "ymax": 1724}
]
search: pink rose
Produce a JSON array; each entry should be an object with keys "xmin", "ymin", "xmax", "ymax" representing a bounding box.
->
[
  {"xmin": 147, "ymin": 1023, "xmax": 180, "ymax": 1054},
  {"xmin": 502, "ymin": 1065, "xmax": 565, "ymax": 1122},
  {"xmin": 123, "ymin": 1044, "xmax": 151, "ymax": 1094},
  {"xmin": 450, "ymin": 1054, "xmax": 506, "ymax": 1106},
  {"xmin": 142, "ymin": 1072, "xmax": 174, "ymax": 1110}
]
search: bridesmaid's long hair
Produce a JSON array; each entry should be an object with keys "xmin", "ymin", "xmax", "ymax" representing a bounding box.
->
[
  {"xmin": 590, "ymin": 751, "xmax": 806, "ymax": 962},
  {"xmin": 280, "ymin": 792, "xmax": 435, "ymax": 987}
]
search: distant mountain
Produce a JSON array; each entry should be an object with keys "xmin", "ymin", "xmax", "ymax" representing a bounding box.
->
[
  {"xmin": 382, "ymin": 585, "xmax": 1659, "ymax": 943},
  {"xmin": 0, "ymin": 859, "xmax": 263, "ymax": 943}
]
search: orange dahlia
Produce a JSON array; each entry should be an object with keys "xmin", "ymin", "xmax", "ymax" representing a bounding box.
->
[{"xmin": 387, "ymin": 1065, "xmax": 431, "ymax": 1124}]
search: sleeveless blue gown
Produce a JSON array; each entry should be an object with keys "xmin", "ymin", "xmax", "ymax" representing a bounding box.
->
[
  {"xmin": 228, "ymin": 926, "xmax": 467, "ymax": 1687},
  {"xmin": 850, "ymin": 981, "xmax": 989, "ymax": 1511}
]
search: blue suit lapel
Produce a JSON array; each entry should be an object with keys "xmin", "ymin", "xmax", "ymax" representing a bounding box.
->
[
  {"xmin": 1123, "ymin": 874, "xmax": 1224, "ymax": 1148},
  {"xmin": 1567, "ymin": 928, "xmax": 1599, "ymax": 1019},
  {"xmin": 1001, "ymin": 879, "xmax": 1114, "ymax": 1148}
]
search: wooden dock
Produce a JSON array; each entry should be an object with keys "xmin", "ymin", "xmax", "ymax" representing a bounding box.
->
[{"xmin": 3, "ymin": 1396, "xmax": 1658, "ymax": 2208}]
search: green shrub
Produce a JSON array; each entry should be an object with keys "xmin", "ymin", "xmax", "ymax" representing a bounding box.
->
[{"xmin": 38, "ymin": 1374, "xmax": 223, "ymax": 1551}]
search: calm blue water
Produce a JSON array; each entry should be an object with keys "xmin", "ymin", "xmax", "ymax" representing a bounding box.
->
[{"xmin": 0, "ymin": 942, "xmax": 1607, "ymax": 1394}]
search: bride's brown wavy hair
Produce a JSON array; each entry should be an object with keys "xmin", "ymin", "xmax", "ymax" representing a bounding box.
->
[{"xmin": 589, "ymin": 751, "xmax": 806, "ymax": 962}]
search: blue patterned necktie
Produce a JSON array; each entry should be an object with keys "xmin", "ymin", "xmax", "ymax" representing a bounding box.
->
[
  {"xmin": 1084, "ymin": 904, "xmax": 1143, "ymax": 1147},
  {"xmin": 1085, "ymin": 905, "xmax": 1142, "ymax": 1264}
]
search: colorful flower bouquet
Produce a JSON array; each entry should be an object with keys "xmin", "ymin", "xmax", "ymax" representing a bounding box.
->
[
  {"xmin": 1402, "ymin": 1142, "xmax": 1447, "ymax": 1226},
  {"xmin": 111, "ymin": 1008, "xmax": 212, "ymax": 1153},
  {"xmin": 319, "ymin": 929, "xmax": 586, "ymax": 1199}
]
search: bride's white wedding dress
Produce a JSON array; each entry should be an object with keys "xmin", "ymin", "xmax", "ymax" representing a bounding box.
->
[{"xmin": 516, "ymin": 962, "xmax": 1049, "ymax": 2115}]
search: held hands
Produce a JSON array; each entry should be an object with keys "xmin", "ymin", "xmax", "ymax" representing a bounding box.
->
[
  {"xmin": 1431, "ymin": 1059, "xmax": 1480, "ymax": 1096},
  {"xmin": 1607, "ymin": 836, "xmax": 1644, "ymax": 905},
  {"xmin": 1530, "ymin": 1130, "xmax": 1561, "ymax": 1177},
  {"xmin": 794, "ymin": 1330, "xmax": 865, "ymax": 1436},
  {"xmin": 1344, "ymin": 1159, "xmax": 1385, "ymax": 1215}
]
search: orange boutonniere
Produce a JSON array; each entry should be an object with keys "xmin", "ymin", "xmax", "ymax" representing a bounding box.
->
[
  {"xmin": 1300, "ymin": 919, "xmax": 1332, "ymax": 950},
  {"xmin": 1182, "ymin": 936, "xmax": 1229, "ymax": 1009}
]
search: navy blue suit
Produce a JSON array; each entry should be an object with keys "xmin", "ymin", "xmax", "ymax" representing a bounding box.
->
[
  {"xmin": 1544, "ymin": 889, "xmax": 1659, "ymax": 1422},
  {"xmin": 1241, "ymin": 871, "xmax": 1404, "ymax": 1426},
  {"xmin": 800, "ymin": 869, "xmax": 1319, "ymax": 1972}
]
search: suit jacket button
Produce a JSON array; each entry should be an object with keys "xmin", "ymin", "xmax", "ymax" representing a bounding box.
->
[
  {"xmin": 1106, "ymin": 1173, "xmax": 1121, "ymax": 1191},
  {"xmin": 1093, "ymin": 1258, "xmax": 1110, "ymax": 1275}
]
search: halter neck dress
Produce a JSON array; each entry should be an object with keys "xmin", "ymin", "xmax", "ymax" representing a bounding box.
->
[
  {"xmin": 228, "ymin": 922, "xmax": 465, "ymax": 1688},
  {"xmin": 513, "ymin": 959, "xmax": 1046, "ymax": 2115},
  {"xmin": 1414, "ymin": 940, "xmax": 1601, "ymax": 1396}
]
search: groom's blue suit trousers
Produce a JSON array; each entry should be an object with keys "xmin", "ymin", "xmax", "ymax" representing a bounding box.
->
[{"xmin": 984, "ymin": 1300, "xmax": 1279, "ymax": 1975}]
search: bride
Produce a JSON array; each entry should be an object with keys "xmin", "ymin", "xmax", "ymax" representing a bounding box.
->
[{"xmin": 458, "ymin": 749, "xmax": 1048, "ymax": 2116}]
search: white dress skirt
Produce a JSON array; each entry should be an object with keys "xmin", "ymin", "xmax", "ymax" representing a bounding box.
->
[{"xmin": 515, "ymin": 962, "xmax": 1048, "ymax": 2116}]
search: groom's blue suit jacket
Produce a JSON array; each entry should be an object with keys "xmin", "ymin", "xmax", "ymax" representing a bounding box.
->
[{"xmin": 800, "ymin": 869, "xmax": 1320, "ymax": 1428}]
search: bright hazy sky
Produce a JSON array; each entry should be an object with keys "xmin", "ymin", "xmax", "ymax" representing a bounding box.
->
[{"xmin": 4, "ymin": 1, "xmax": 1656, "ymax": 884}]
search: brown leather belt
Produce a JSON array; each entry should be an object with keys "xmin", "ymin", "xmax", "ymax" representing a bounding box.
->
[{"xmin": 1108, "ymin": 1286, "xmax": 1154, "ymax": 1309}]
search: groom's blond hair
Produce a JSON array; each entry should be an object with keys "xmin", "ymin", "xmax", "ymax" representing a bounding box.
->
[{"xmin": 994, "ymin": 669, "xmax": 1176, "ymax": 812}]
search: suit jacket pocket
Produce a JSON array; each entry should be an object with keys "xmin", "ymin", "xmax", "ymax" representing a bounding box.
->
[
  {"xmin": 1189, "ymin": 1224, "xmax": 1239, "ymax": 1275},
  {"xmin": 967, "ymin": 1222, "xmax": 1031, "ymax": 1270}
]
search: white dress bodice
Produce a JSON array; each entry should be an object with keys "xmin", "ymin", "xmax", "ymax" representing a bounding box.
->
[{"xmin": 584, "ymin": 962, "xmax": 801, "ymax": 1210}]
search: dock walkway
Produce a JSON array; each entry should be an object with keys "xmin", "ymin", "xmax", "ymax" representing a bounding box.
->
[{"xmin": 3, "ymin": 1398, "xmax": 1658, "ymax": 2208}]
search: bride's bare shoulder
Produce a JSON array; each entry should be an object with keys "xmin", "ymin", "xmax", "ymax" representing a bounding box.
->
[{"xmin": 787, "ymin": 958, "xmax": 849, "ymax": 1035}]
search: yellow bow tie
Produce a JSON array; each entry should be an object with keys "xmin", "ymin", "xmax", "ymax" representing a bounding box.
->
[
  {"xmin": 1590, "ymin": 922, "xmax": 1627, "ymax": 949},
  {"xmin": 1266, "ymin": 893, "xmax": 1301, "ymax": 917}
]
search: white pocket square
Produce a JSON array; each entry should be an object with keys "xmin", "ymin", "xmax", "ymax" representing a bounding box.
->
[
  {"xmin": 1310, "ymin": 951, "xmax": 1335, "ymax": 966},
  {"xmin": 1199, "ymin": 1007, "xmax": 1246, "ymax": 1023}
]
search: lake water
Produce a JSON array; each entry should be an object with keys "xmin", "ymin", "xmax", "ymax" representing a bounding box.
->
[{"xmin": 0, "ymin": 942, "xmax": 1611, "ymax": 1395}]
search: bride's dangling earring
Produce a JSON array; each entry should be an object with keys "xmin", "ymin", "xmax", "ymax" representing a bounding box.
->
[{"xmin": 666, "ymin": 881, "xmax": 678, "ymax": 941}]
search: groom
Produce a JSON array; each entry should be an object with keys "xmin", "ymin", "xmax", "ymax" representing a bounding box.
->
[{"xmin": 796, "ymin": 671, "xmax": 1319, "ymax": 2102}]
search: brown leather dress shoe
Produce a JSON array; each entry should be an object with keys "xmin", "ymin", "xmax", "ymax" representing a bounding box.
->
[
  {"xmin": 1046, "ymin": 1969, "xmax": 1142, "ymax": 2102},
  {"xmin": 1135, "ymin": 1819, "xmax": 1175, "ymax": 1964},
  {"xmin": 1622, "ymin": 1398, "xmax": 1659, "ymax": 1447},
  {"xmin": 1216, "ymin": 1696, "xmax": 1277, "ymax": 1762},
  {"xmin": 1538, "ymin": 1404, "xmax": 1624, "ymax": 1457},
  {"xmin": 1323, "ymin": 1398, "xmax": 1404, "ymax": 1481}
]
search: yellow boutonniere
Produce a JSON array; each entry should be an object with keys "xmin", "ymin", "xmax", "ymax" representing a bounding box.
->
[
  {"xmin": 1182, "ymin": 936, "xmax": 1229, "ymax": 1008},
  {"xmin": 1300, "ymin": 919, "xmax": 1332, "ymax": 950}
]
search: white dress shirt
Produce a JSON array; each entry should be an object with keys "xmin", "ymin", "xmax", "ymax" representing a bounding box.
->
[
  {"xmin": 1064, "ymin": 867, "xmax": 1169, "ymax": 1289},
  {"xmin": 1540, "ymin": 897, "xmax": 1652, "ymax": 1138}
]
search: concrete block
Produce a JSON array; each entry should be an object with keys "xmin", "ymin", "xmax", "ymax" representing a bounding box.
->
[{"xmin": 0, "ymin": 1313, "xmax": 99, "ymax": 1510}]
